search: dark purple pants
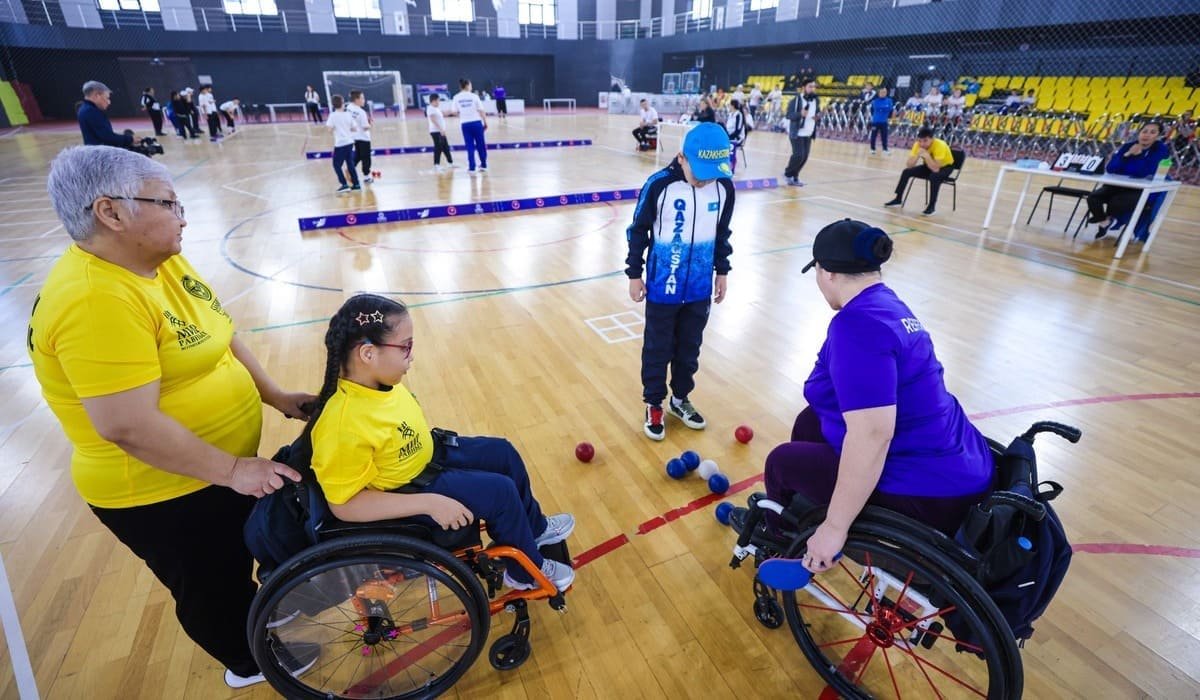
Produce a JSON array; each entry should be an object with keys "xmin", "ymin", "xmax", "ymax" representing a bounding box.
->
[{"xmin": 764, "ymin": 407, "xmax": 988, "ymax": 536}]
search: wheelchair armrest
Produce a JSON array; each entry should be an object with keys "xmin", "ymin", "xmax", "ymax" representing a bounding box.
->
[{"xmin": 317, "ymin": 516, "xmax": 484, "ymax": 550}]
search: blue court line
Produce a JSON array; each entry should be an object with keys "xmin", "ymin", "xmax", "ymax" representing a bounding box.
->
[
  {"xmin": 0, "ymin": 254, "xmax": 59, "ymax": 264},
  {"xmin": 174, "ymin": 158, "xmax": 210, "ymax": 182},
  {"xmin": 0, "ymin": 272, "xmax": 33, "ymax": 298},
  {"xmin": 304, "ymin": 138, "xmax": 590, "ymax": 158},
  {"xmin": 298, "ymin": 178, "xmax": 780, "ymax": 232}
]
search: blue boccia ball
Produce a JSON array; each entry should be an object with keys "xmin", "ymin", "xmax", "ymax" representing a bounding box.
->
[
  {"xmin": 708, "ymin": 473, "xmax": 730, "ymax": 494},
  {"xmin": 715, "ymin": 502, "xmax": 734, "ymax": 525},
  {"xmin": 666, "ymin": 458, "xmax": 688, "ymax": 479},
  {"xmin": 680, "ymin": 450, "xmax": 702, "ymax": 471}
]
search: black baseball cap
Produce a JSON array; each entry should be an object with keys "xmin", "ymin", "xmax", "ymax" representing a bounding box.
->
[{"xmin": 801, "ymin": 219, "xmax": 894, "ymax": 274}]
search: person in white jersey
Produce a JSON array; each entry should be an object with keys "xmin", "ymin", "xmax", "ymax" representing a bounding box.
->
[
  {"xmin": 748, "ymin": 84, "xmax": 763, "ymax": 120},
  {"xmin": 633, "ymin": 98, "xmax": 659, "ymax": 150},
  {"xmin": 426, "ymin": 94, "xmax": 455, "ymax": 172},
  {"xmin": 325, "ymin": 94, "xmax": 360, "ymax": 194},
  {"xmin": 198, "ymin": 85, "xmax": 220, "ymax": 142},
  {"xmin": 346, "ymin": 90, "xmax": 375, "ymax": 184},
  {"xmin": 304, "ymin": 85, "xmax": 321, "ymax": 123},
  {"xmin": 218, "ymin": 98, "xmax": 240, "ymax": 132},
  {"xmin": 451, "ymin": 78, "xmax": 489, "ymax": 173}
]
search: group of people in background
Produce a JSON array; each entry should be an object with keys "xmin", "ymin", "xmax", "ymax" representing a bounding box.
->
[{"xmin": 139, "ymin": 85, "xmax": 240, "ymax": 143}]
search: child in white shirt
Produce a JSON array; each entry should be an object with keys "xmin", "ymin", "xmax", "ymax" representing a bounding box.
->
[
  {"xmin": 426, "ymin": 94, "xmax": 455, "ymax": 171},
  {"xmin": 218, "ymin": 98, "xmax": 239, "ymax": 132},
  {"xmin": 325, "ymin": 94, "xmax": 360, "ymax": 193},
  {"xmin": 197, "ymin": 85, "xmax": 220, "ymax": 141},
  {"xmin": 346, "ymin": 91, "xmax": 375, "ymax": 184}
]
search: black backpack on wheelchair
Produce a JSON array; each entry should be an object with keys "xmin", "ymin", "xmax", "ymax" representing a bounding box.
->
[
  {"xmin": 242, "ymin": 436, "xmax": 330, "ymax": 577},
  {"xmin": 947, "ymin": 421, "xmax": 1078, "ymax": 646}
]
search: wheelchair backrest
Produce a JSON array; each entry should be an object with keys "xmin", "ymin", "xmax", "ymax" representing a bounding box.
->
[{"xmin": 243, "ymin": 433, "xmax": 332, "ymax": 577}]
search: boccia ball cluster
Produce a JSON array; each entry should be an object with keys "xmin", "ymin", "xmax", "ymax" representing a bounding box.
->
[{"xmin": 665, "ymin": 450, "xmax": 729, "ymax": 493}]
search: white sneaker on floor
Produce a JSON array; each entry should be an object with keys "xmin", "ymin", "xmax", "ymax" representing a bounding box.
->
[
  {"xmin": 535, "ymin": 513, "xmax": 575, "ymax": 548},
  {"xmin": 479, "ymin": 165, "xmax": 488, "ymax": 172},
  {"xmin": 669, "ymin": 396, "xmax": 707, "ymax": 430},
  {"xmin": 224, "ymin": 669, "xmax": 266, "ymax": 689},
  {"xmin": 434, "ymin": 165, "xmax": 445, "ymax": 172},
  {"xmin": 363, "ymin": 176, "xmax": 374, "ymax": 184},
  {"xmin": 225, "ymin": 640, "xmax": 320, "ymax": 688},
  {"xmin": 503, "ymin": 558, "xmax": 575, "ymax": 592}
]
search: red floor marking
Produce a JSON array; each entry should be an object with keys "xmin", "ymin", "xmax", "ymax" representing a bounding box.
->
[
  {"xmin": 344, "ymin": 619, "xmax": 472, "ymax": 695},
  {"xmin": 819, "ymin": 636, "xmax": 877, "ymax": 700},
  {"xmin": 1073, "ymin": 543, "xmax": 1200, "ymax": 558},
  {"xmin": 569, "ymin": 391, "xmax": 1200, "ymax": 571},
  {"xmin": 968, "ymin": 392, "xmax": 1200, "ymax": 420}
]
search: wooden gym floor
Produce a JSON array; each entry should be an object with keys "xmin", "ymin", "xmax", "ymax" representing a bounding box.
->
[{"xmin": 0, "ymin": 111, "xmax": 1198, "ymax": 699}]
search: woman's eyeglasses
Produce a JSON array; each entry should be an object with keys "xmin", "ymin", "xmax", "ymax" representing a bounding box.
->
[{"xmin": 88, "ymin": 196, "xmax": 185, "ymax": 220}]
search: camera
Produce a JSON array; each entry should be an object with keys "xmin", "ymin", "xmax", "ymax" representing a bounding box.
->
[{"xmin": 125, "ymin": 132, "xmax": 164, "ymax": 157}]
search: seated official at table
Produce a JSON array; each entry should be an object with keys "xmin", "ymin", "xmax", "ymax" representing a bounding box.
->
[{"xmin": 1086, "ymin": 121, "xmax": 1169, "ymax": 240}]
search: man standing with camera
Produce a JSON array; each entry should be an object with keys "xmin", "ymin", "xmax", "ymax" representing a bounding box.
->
[
  {"xmin": 78, "ymin": 81, "xmax": 134, "ymax": 148},
  {"xmin": 784, "ymin": 80, "xmax": 819, "ymax": 187}
]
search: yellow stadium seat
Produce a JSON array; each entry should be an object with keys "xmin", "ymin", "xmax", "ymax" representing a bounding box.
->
[
  {"xmin": 965, "ymin": 94, "xmax": 978, "ymax": 107},
  {"xmin": 995, "ymin": 76, "xmax": 1010, "ymax": 89},
  {"xmin": 1009, "ymin": 76, "xmax": 1025, "ymax": 90}
]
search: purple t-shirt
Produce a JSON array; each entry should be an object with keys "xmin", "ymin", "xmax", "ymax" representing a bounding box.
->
[{"xmin": 803, "ymin": 283, "xmax": 992, "ymax": 497}]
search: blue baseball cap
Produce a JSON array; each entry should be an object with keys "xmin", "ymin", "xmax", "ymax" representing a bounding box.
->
[{"xmin": 682, "ymin": 122, "xmax": 733, "ymax": 180}]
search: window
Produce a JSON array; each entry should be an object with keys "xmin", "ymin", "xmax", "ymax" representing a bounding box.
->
[
  {"xmin": 430, "ymin": 0, "xmax": 473, "ymax": 22},
  {"xmin": 691, "ymin": 0, "xmax": 712, "ymax": 19},
  {"xmin": 332, "ymin": 0, "xmax": 380, "ymax": 19},
  {"xmin": 98, "ymin": 0, "xmax": 160, "ymax": 11},
  {"xmin": 748, "ymin": 0, "xmax": 778, "ymax": 8},
  {"xmin": 519, "ymin": 0, "xmax": 554, "ymax": 25},
  {"xmin": 224, "ymin": 0, "xmax": 277, "ymax": 15}
]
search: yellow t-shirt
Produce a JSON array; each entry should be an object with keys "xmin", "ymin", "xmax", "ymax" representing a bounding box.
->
[
  {"xmin": 310, "ymin": 378, "xmax": 434, "ymax": 505},
  {"xmin": 910, "ymin": 138, "xmax": 954, "ymax": 167},
  {"xmin": 28, "ymin": 245, "xmax": 262, "ymax": 508}
]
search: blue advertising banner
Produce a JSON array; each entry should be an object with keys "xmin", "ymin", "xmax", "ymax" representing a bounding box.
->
[{"xmin": 305, "ymin": 139, "xmax": 593, "ymax": 160}]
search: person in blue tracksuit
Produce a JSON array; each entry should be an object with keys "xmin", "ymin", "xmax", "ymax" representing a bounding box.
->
[
  {"xmin": 452, "ymin": 78, "xmax": 489, "ymax": 173},
  {"xmin": 1086, "ymin": 121, "xmax": 1170, "ymax": 240},
  {"xmin": 868, "ymin": 86, "xmax": 895, "ymax": 154},
  {"xmin": 625, "ymin": 122, "xmax": 735, "ymax": 441}
]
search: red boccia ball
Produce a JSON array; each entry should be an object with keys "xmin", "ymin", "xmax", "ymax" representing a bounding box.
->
[
  {"xmin": 575, "ymin": 441, "xmax": 595, "ymax": 463},
  {"xmin": 734, "ymin": 425, "xmax": 754, "ymax": 444}
]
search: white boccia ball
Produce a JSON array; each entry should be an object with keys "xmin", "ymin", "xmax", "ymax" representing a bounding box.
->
[{"xmin": 698, "ymin": 459, "xmax": 719, "ymax": 479}]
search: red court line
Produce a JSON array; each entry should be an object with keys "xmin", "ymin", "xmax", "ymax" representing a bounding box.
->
[
  {"xmin": 1073, "ymin": 543, "xmax": 1200, "ymax": 558},
  {"xmin": 969, "ymin": 392, "xmax": 1200, "ymax": 420},
  {"xmin": 570, "ymin": 391, "xmax": 1200, "ymax": 570}
]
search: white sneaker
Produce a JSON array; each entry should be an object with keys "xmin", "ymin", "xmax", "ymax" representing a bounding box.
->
[
  {"xmin": 225, "ymin": 640, "xmax": 320, "ymax": 688},
  {"xmin": 434, "ymin": 164, "xmax": 445, "ymax": 172},
  {"xmin": 669, "ymin": 396, "xmax": 707, "ymax": 430},
  {"xmin": 363, "ymin": 176, "xmax": 374, "ymax": 184},
  {"xmin": 503, "ymin": 558, "xmax": 575, "ymax": 592},
  {"xmin": 224, "ymin": 669, "xmax": 266, "ymax": 689},
  {"xmin": 535, "ymin": 514, "xmax": 575, "ymax": 548},
  {"xmin": 479, "ymin": 165, "xmax": 488, "ymax": 172}
]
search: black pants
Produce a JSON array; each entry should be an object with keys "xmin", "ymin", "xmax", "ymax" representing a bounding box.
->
[
  {"xmin": 91, "ymin": 486, "xmax": 259, "ymax": 676},
  {"xmin": 641, "ymin": 299, "xmax": 711, "ymax": 406},
  {"xmin": 223, "ymin": 111, "xmax": 236, "ymax": 130},
  {"xmin": 496, "ymin": 97, "xmax": 507, "ymax": 115},
  {"xmin": 431, "ymin": 131, "xmax": 453, "ymax": 165},
  {"xmin": 354, "ymin": 140, "xmax": 372, "ymax": 175},
  {"xmin": 869, "ymin": 121, "xmax": 889, "ymax": 151},
  {"xmin": 206, "ymin": 112, "xmax": 221, "ymax": 138},
  {"xmin": 306, "ymin": 102, "xmax": 321, "ymax": 123},
  {"xmin": 784, "ymin": 135, "xmax": 812, "ymax": 178},
  {"xmin": 632, "ymin": 125, "xmax": 653, "ymax": 147},
  {"xmin": 149, "ymin": 110, "xmax": 164, "ymax": 135},
  {"xmin": 1086, "ymin": 185, "xmax": 1141, "ymax": 223},
  {"xmin": 895, "ymin": 164, "xmax": 952, "ymax": 208},
  {"xmin": 185, "ymin": 112, "xmax": 200, "ymax": 137}
]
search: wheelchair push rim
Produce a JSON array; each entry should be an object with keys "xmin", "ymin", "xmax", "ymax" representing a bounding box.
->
[
  {"xmin": 781, "ymin": 532, "xmax": 1021, "ymax": 699},
  {"xmin": 248, "ymin": 536, "xmax": 488, "ymax": 699}
]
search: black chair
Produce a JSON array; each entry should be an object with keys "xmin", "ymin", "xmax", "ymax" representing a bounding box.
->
[
  {"xmin": 1026, "ymin": 179, "xmax": 1098, "ymax": 233},
  {"xmin": 903, "ymin": 147, "xmax": 966, "ymax": 210}
]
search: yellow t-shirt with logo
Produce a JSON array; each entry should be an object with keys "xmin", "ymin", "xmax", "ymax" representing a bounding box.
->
[
  {"xmin": 910, "ymin": 137, "xmax": 955, "ymax": 167},
  {"xmin": 310, "ymin": 378, "xmax": 434, "ymax": 505},
  {"xmin": 28, "ymin": 245, "xmax": 262, "ymax": 508}
]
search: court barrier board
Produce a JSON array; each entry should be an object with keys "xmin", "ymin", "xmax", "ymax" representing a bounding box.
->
[
  {"xmin": 298, "ymin": 178, "xmax": 780, "ymax": 232},
  {"xmin": 304, "ymin": 139, "xmax": 592, "ymax": 159}
]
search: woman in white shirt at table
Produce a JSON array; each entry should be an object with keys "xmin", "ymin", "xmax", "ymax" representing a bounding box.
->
[{"xmin": 451, "ymin": 78, "xmax": 489, "ymax": 173}]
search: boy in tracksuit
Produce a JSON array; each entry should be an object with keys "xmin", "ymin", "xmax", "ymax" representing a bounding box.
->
[
  {"xmin": 626, "ymin": 122, "xmax": 735, "ymax": 440},
  {"xmin": 347, "ymin": 90, "xmax": 375, "ymax": 184}
]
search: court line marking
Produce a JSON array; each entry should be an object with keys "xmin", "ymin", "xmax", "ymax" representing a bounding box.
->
[
  {"xmin": 0, "ymin": 552, "xmax": 39, "ymax": 699},
  {"xmin": 0, "ymin": 127, "xmax": 24, "ymax": 139},
  {"xmin": 0, "ymin": 273, "xmax": 33, "ymax": 299},
  {"xmin": 225, "ymin": 162, "xmax": 306, "ymax": 187},
  {"xmin": 38, "ymin": 224, "xmax": 62, "ymax": 238},
  {"xmin": 569, "ymin": 391, "xmax": 1200, "ymax": 571},
  {"xmin": 221, "ymin": 184, "xmax": 269, "ymax": 201}
]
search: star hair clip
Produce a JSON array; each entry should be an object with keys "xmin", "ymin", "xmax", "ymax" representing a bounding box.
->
[{"xmin": 355, "ymin": 311, "xmax": 386, "ymax": 326}]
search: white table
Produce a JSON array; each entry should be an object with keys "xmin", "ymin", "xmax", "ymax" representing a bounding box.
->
[
  {"xmin": 981, "ymin": 165, "xmax": 1183, "ymax": 259},
  {"xmin": 265, "ymin": 102, "xmax": 309, "ymax": 122},
  {"xmin": 543, "ymin": 98, "xmax": 577, "ymax": 113}
]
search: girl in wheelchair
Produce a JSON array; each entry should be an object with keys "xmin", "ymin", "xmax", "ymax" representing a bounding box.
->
[{"xmin": 307, "ymin": 293, "xmax": 576, "ymax": 592}]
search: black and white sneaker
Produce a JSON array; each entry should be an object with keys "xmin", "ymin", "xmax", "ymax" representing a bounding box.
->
[
  {"xmin": 669, "ymin": 397, "xmax": 707, "ymax": 430},
  {"xmin": 644, "ymin": 404, "xmax": 665, "ymax": 441},
  {"xmin": 884, "ymin": 197, "xmax": 903, "ymax": 207}
]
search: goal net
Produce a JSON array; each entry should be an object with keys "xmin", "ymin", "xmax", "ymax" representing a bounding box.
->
[{"xmin": 322, "ymin": 70, "xmax": 406, "ymax": 120}]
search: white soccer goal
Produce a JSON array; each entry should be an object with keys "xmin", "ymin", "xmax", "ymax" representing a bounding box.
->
[{"xmin": 322, "ymin": 70, "xmax": 407, "ymax": 120}]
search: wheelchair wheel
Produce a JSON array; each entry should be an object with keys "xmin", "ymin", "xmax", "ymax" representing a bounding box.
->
[
  {"xmin": 781, "ymin": 525, "xmax": 1022, "ymax": 699},
  {"xmin": 248, "ymin": 534, "xmax": 489, "ymax": 699}
]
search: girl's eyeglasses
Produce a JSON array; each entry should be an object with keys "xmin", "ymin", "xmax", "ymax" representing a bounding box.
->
[{"xmin": 362, "ymin": 340, "xmax": 414, "ymax": 359}]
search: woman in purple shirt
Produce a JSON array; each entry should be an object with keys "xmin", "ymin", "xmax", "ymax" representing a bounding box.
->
[{"xmin": 750, "ymin": 219, "xmax": 992, "ymax": 573}]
